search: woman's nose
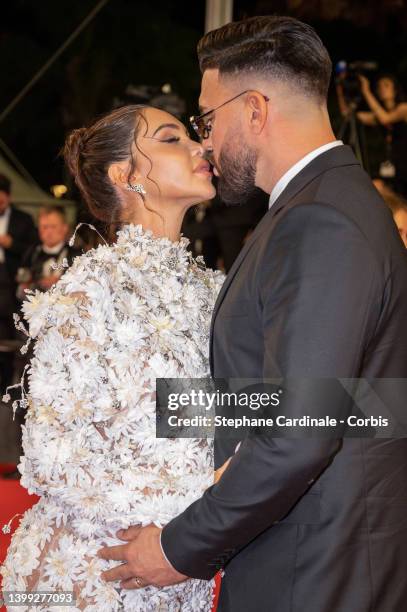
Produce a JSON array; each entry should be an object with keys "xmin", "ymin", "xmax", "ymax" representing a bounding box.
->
[{"xmin": 191, "ymin": 141, "xmax": 205, "ymax": 157}]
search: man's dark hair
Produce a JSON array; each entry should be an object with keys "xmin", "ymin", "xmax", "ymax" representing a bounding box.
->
[
  {"xmin": 198, "ymin": 16, "xmax": 332, "ymax": 101},
  {"xmin": 0, "ymin": 173, "xmax": 11, "ymax": 194}
]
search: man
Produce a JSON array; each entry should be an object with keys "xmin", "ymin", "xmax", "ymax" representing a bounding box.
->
[
  {"xmin": 0, "ymin": 173, "xmax": 37, "ymax": 391},
  {"xmin": 100, "ymin": 16, "xmax": 407, "ymax": 611},
  {"xmin": 17, "ymin": 206, "xmax": 79, "ymax": 298}
]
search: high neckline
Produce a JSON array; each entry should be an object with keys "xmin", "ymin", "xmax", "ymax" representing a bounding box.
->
[{"xmin": 117, "ymin": 223, "xmax": 189, "ymax": 250}]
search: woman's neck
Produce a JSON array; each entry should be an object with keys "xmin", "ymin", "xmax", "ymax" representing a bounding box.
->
[{"xmin": 126, "ymin": 207, "xmax": 186, "ymax": 243}]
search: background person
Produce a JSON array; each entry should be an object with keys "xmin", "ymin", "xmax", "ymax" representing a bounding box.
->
[
  {"xmin": 17, "ymin": 206, "xmax": 80, "ymax": 299},
  {"xmin": 337, "ymin": 73, "xmax": 407, "ymax": 196},
  {"xmin": 336, "ymin": 74, "xmax": 407, "ymax": 189},
  {"xmin": 183, "ymin": 186, "xmax": 268, "ymax": 271},
  {"xmin": 359, "ymin": 74, "xmax": 407, "ymax": 197},
  {"xmin": 0, "ymin": 173, "xmax": 37, "ymax": 392},
  {"xmin": 373, "ymin": 178, "xmax": 407, "ymax": 247}
]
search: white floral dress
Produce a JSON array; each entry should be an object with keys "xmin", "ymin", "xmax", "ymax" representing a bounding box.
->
[{"xmin": 1, "ymin": 224, "xmax": 224, "ymax": 612}]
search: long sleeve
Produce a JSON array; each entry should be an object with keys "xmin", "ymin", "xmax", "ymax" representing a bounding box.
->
[
  {"xmin": 161, "ymin": 202, "xmax": 384, "ymax": 579},
  {"xmin": 19, "ymin": 255, "xmax": 160, "ymax": 515}
]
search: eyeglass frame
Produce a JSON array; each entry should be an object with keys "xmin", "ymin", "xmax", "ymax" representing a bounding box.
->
[{"xmin": 190, "ymin": 90, "xmax": 270, "ymax": 140}]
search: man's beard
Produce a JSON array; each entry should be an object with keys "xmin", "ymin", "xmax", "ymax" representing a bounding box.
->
[{"xmin": 216, "ymin": 130, "xmax": 258, "ymax": 206}]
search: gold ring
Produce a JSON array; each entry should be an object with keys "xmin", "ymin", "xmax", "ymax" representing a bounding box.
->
[{"xmin": 133, "ymin": 576, "xmax": 144, "ymax": 588}]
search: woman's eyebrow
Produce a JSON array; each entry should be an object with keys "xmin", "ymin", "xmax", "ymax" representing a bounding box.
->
[{"xmin": 152, "ymin": 123, "xmax": 181, "ymax": 137}]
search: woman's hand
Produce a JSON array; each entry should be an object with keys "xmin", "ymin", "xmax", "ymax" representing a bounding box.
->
[
  {"xmin": 214, "ymin": 457, "xmax": 231, "ymax": 483},
  {"xmin": 359, "ymin": 75, "xmax": 371, "ymax": 96},
  {"xmin": 357, "ymin": 75, "xmax": 407, "ymax": 124}
]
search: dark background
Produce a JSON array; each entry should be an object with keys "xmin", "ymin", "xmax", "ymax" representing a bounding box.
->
[{"xmin": 1, "ymin": 0, "xmax": 406, "ymax": 193}]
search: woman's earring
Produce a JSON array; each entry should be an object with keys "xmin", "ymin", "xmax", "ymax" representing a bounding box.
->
[{"xmin": 126, "ymin": 182, "xmax": 146, "ymax": 195}]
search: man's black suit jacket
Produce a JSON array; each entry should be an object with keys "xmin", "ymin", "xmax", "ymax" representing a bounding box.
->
[
  {"xmin": 161, "ymin": 146, "xmax": 407, "ymax": 612},
  {"xmin": 0, "ymin": 205, "xmax": 37, "ymax": 320},
  {"xmin": 3, "ymin": 205, "xmax": 38, "ymax": 284}
]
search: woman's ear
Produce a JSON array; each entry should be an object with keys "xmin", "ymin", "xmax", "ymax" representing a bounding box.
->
[{"xmin": 108, "ymin": 161, "xmax": 131, "ymax": 189}]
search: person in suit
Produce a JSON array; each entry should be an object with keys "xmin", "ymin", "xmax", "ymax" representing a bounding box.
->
[
  {"xmin": 16, "ymin": 205, "xmax": 80, "ymax": 299},
  {"xmin": 0, "ymin": 173, "xmax": 38, "ymax": 391},
  {"xmin": 210, "ymin": 187, "xmax": 268, "ymax": 271},
  {"xmin": 99, "ymin": 16, "xmax": 407, "ymax": 612},
  {"xmin": 183, "ymin": 185, "xmax": 268, "ymax": 272}
]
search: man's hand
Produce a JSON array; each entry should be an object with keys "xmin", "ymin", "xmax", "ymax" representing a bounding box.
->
[
  {"xmin": 98, "ymin": 524, "xmax": 188, "ymax": 589},
  {"xmin": 0, "ymin": 234, "xmax": 12, "ymax": 249}
]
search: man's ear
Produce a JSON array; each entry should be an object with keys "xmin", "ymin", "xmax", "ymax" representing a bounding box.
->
[
  {"xmin": 107, "ymin": 161, "xmax": 131, "ymax": 189},
  {"xmin": 246, "ymin": 91, "xmax": 268, "ymax": 135}
]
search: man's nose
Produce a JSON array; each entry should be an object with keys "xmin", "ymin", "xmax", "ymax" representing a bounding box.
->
[
  {"xmin": 202, "ymin": 143, "xmax": 214, "ymax": 164},
  {"xmin": 202, "ymin": 130, "xmax": 213, "ymax": 151},
  {"xmin": 200, "ymin": 132, "xmax": 213, "ymax": 156}
]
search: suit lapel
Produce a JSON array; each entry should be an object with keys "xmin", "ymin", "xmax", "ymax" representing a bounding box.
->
[{"xmin": 209, "ymin": 145, "xmax": 360, "ymax": 372}]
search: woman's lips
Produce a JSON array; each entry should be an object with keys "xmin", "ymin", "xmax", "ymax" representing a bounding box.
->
[{"xmin": 194, "ymin": 161, "xmax": 212, "ymax": 176}]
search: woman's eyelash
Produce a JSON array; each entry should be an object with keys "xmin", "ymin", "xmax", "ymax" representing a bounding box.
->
[{"xmin": 162, "ymin": 136, "xmax": 180, "ymax": 143}]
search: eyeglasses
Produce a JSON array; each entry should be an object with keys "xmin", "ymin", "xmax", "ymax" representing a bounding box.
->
[{"xmin": 190, "ymin": 90, "xmax": 270, "ymax": 140}]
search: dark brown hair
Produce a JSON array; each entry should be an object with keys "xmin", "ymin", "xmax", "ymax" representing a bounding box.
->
[
  {"xmin": 62, "ymin": 105, "xmax": 148, "ymax": 224},
  {"xmin": 197, "ymin": 15, "xmax": 332, "ymax": 101},
  {"xmin": 376, "ymin": 73, "xmax": 406, "ymax": 105}
]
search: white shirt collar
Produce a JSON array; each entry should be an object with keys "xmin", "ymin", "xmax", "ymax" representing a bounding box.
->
[
  {"xmin": 268, "ymin": 141, "xmax": 343, "ymax": 209},
  {"xmin": 0, "ymin": 206, "xmax": 11, "ymax": 264},
  {"xmin": 42, "ymin": 241, "xmax": 66, "ymax": 255}
]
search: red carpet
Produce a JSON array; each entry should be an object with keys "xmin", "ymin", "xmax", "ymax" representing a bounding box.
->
[
  {"xmin": 0, "ymin": 464, "xmax": 40, "ymax": 611},
  {"xmin": 0, "ymin": 464, "xmax": 220, "ymax": 610}
]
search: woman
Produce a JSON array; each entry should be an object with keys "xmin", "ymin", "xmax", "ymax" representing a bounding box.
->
[
  {"xmin": 336, "ymin": 73, "xmax": 407, "ymax": 196},
  {"xmin": 359, "ymin": 74, "xmax": 407, "ymax": 197},
  {"xmin": 1, "ymin": 105, "xmax": 224, "ymax": 611}
]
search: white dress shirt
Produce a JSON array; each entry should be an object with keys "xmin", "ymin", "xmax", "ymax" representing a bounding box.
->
[
  {"xmin": 0, "ymin": 205, "xmax": 11, "ymax": 263},
  {"xmin": 41, "ymin": 242, "xmax": 67, "ymax": 278},
  {"xmin": 42, "ymin": 241, "xmax": 66, "ymax": 256},
  {"xmin": 268, "ymin": 141, "xmax": 343, "ymax": 209}
]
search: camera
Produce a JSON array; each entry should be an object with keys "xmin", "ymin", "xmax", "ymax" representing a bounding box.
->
[{"xmin": 335, "ymin": 60, "xmax": 378, "ymax": 106}]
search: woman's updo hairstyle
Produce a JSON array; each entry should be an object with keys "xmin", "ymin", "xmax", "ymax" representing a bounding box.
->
[{"xmin": 63, "ymin": 105, "xmax": 147, "ymax": 223}]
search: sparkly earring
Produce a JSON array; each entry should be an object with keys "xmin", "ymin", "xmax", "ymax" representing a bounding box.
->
[{"xmin": 126, "ymin": 182, "xmax": 146, "ymax": 195}]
